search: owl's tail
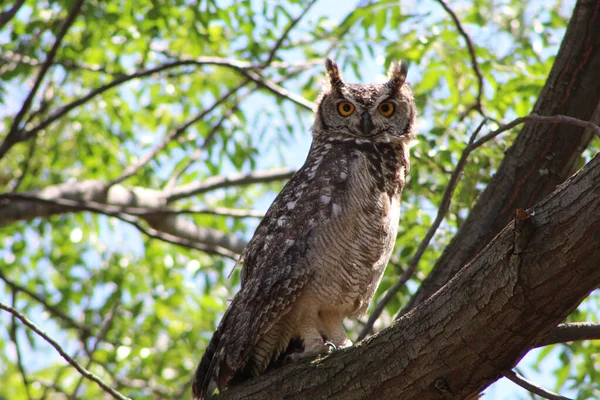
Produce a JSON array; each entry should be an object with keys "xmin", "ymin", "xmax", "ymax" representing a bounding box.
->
[{"xmin": 191, "ymin": 324, "xmax": 227, "ymax": 400}]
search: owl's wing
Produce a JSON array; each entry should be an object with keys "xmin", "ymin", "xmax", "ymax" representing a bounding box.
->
[{"xmin": 192, "ymin": 143, "xmax": 351, "ymax": 398}]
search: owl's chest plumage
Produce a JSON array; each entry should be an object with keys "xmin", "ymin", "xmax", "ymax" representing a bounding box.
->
[{"xmin": 299, "ymin": 139, "xmax": 406, "ymax": 316}]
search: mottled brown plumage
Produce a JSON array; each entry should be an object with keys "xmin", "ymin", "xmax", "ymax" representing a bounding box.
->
[{"xmin": 192, "ymin": 59, "xmax": 417, "ymax": 399}]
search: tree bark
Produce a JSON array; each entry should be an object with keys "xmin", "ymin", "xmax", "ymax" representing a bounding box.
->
[
  {"xmin": 221, "ymin": 153, "xmax": 600, "ymax": 399},
  {"xmin": 405, "ymin": 0, "xmax": 600, "ymax": 312}
]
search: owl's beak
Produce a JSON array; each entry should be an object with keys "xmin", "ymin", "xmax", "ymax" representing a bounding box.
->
[{"xmin": 360, "ymin": 111, "xmax": 373, "ymax": 136}]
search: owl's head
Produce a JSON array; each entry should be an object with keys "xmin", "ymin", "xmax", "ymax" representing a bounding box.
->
[{"xmin": 313, "ymin": 59, "xmax": 417, "ymax": 144}]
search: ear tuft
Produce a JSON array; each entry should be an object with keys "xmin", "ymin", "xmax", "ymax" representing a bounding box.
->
[
  {"xmin": 387, "ymin": 61, "xmax": 408, "ymax": 93},
  {"xmin": 325, "ymin": 58, "xmax": 344, "ymax": 90}
]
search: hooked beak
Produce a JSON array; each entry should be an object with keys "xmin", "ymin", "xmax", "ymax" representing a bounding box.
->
[{"xmin": 360, "ymin": 111, "xmax": 373, "ymax": 136}]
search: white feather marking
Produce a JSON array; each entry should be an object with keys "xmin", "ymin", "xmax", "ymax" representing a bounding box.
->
[
  {"xmin": 332, "ymin": 203, "xmax": 342, "ymax": 216},
  {"xmin": 320, "ymin": 195, "xmax": 331, "ymax": 204},
  {"xmin": 286, "ymin": 201, "xmax": 296, "ymax": 210}
]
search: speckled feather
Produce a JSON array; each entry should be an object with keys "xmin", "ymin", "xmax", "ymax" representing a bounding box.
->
[{"xmin": 192, "ymin": 59, "xmax": 416, "ymax": 399}]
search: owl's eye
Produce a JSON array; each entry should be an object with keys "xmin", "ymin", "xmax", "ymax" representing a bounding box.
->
[
  {"xmin": 337, "ymin": 101, "xmax": 355, "ymax": 116},
  {"xmin": 378, "ymin": 101, "xmax": 395, "ymax": 117}
]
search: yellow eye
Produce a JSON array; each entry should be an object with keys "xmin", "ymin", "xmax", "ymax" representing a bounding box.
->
[
  {"xmin": 378, "ymin": 101, "xmax": 395, "ymax": 117},
  {"xmin": 337, "ymin": 101, "xmax": 355, "ymax": 116}
]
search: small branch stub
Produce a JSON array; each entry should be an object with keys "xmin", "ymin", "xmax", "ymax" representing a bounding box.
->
[{"xmin": 514, "ymin": 208, "xmax": 535, "ymax": 254}]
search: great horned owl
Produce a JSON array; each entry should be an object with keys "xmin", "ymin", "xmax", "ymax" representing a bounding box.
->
[{"xmin": 192, "ymin": 59, "xmax": 417, "ymax": 399}]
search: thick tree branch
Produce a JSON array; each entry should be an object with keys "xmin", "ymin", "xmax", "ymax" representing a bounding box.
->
[
  {"xmin": 0, "ymin": 193, "xmax": 239, "ymax": 259},
  {"xmin": 0, "ymin": 301, "xmax": 131, "ymax": 400},
  {"xmin": 220, "ymin": 153, "xmax": 600, "ymax": 399},
  {"xmin": 405, "ymin": 0, "xmax": 600, "ymax": 313},
  {"xmin": 0, "ymin": 169, "xmax": 292, "ymax": 256}
]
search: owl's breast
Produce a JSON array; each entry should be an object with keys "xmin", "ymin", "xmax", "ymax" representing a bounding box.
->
[{"xmin": 307, "ymin": 141, "xmax": 406, "ymax": 317}]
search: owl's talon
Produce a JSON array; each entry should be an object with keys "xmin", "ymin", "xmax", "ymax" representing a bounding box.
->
[{"xmin": 324, "ymin": 342, "xmax": 337, "ymax": 352}]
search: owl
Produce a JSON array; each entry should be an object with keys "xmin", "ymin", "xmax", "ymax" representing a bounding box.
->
[{"xmin": 192, "ymin": 58, "xmax": 417, "ymax": 399}]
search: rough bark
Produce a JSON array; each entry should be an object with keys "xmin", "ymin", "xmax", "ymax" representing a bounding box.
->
[
  {"xmin": 220, "ymin": 152, "xmax": 600, "ymax": 400},
  {"xmin": 405, "ymin": 0, "xmax": 600, "ymax": 312}
]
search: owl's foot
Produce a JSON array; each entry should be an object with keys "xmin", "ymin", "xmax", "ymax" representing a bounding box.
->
[{"xmin": 285, "ymin": 337, "xmax": 332, "ymax": 363}]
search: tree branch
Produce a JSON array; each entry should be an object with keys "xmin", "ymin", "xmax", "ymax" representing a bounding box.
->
[
  {"xmin": 0, "ymin": 168, "xmax": 293, "ymax": 256},
  {"xmin": 472, "ymin": 114, "xmax": 600, "ymax": 149},
  {"xmin": 0, "ymin": 193, "xmax": 239, "ymax": 259},
  {"xmin": 9, "ymin": 291, "xmax": 33, "ymax": 400},
  {"xmin": 534, "ymin": 322, "xmax": 600, "ymax": 348},
  {"xmin": 239, "ymin": 68, "xmax": 315, "ymax": 111},
  {"xmin": 70, "ymin": 300, "xmax": 121, "ymax": 398},
  {"xmin": 0, "ymin": 0, "xmax": 26, "ymax": 30},
  {"xmin": 0, "ymin": 271, "xmax": 93, "ymax": 336},
  {"xmin": 166, "ymin": 168, "xmax": 295, "ymax": 202},
  {"xmin": 435, "ymin": 0, "xmax": 485, "ymax": 118},
  {"xmin": 221, "ymin": 152, "xmax": 600, "ymax": 399},
  {"xmin": 0, "ymin": 0, "xmax": 84, "ymax": 161},
  {"xmin": 503, "ymin": 370, "xmax": 572, "ymax": 400},
  {"xmin": 105, "ymin": 79, "xmax": 250, "ymax": 188},
  {"xmin": 263, "ymin": 0, "xmax": 318, "ymax": 66},
  {"xmin": 0, "ymin": 301, "xmax": 131, "ymax": 400}
]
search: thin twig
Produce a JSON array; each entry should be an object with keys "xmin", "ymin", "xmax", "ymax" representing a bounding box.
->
[
  {"xmin": 165, "ymin": 98, "xmax": 247, "ymax": 189},
  {"xmin": 107, "ymin": 3, "xmax": 318, "ymax": 189},
  {"xmin": 503, "ymin": 370, "xmax": 572, "ymax": 400},
  {"xmin": 472, "ymin": 113, "xmax": 600, "ymax": 149},
  {"xmin": 0, "ymin": 271, "xmax": 93, "ymax": 336},
  {"xmin": 70, "ymin": 300, "xmax": 121, "ymax": 399},
  {"xmin": 435, "ymin": 0, "xmax": 485, "ymax": 118},
  {"xmin": 240, "ymin": 68, "xmax": 315, "ymax": 110},
  {"xmin": 19, "ymin": 58, "xmax": 251, "ymax": 142},
  {"xmin": 8, "ymin": 134, "xmax": 37, "ymax": 192},
  {"xmin": 166, "ymin": 168, "xmax": 295, "ymax": 203},
  {"xmin": 263, "ymin": 0, "xmax": 318, "ymax": 66},
  {"xmin": 9, "ymin": 291, "xmax": 33, "ymax": 400},
  {"xmin": 105, "ymin": 79, "xmax": 250, "ymax": 188},
  {"xmin": 0, "ymin": 0, "xmax": 84, "ymax": 161},
  {"xmin": 0, "ymin": 301, "xmax": 131, "ymax": 400},
  {"xmin": 165, "ymin": 63, "xmax": 313, "ymax": 189},
  {"xmin": 357, "ymin": 119, "xmax": 487, "ymax": 341}
]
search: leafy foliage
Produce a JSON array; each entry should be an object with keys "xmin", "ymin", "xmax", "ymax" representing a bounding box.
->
[{"xmin": 0, "ymin": 0, "xmax": 598, "ymax": 399}]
